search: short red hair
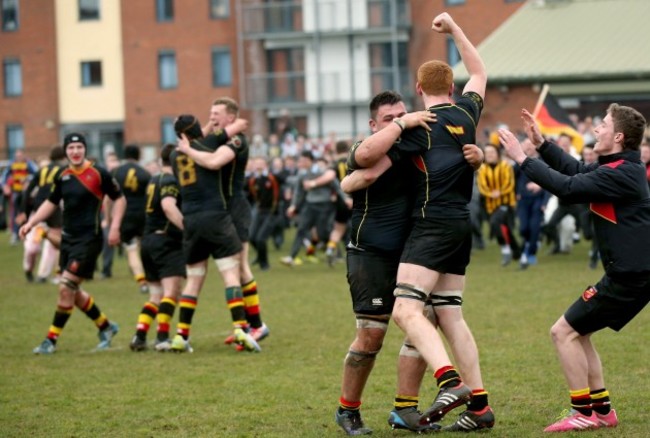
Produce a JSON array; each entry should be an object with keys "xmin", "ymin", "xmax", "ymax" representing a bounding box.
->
[{"xmin": 417, "ymin": 60, "xmax": 453, "ymax": 96}]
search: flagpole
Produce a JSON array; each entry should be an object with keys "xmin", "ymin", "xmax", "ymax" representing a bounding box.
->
[{"xmin": 532, "ymin": 83, "xmax": 550, "ymax": 118}]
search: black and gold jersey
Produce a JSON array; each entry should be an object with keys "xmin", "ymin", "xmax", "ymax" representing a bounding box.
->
[{"xmin": 396, "ymin": 92, "xmax": 483, "ymax": 219}]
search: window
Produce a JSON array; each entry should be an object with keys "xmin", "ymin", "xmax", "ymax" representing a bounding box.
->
[
  {"xmin": 446, "ymin": 36, "xmax": 460, "ymax": 66},
  {"xmin": 210, "ymin": 0, "xmax": 229, "ymax": 19},
  {"xmin": 266, "ymin": 48, "xmax": 305, "ymax": 103},
  {"xmin": 79, "ymin": 0, "xmax": 100, "ymax": 20},
  {"xmin": 212, "ymin": 47, "xmax": 232, "ymax": 87},
  {"xmin": 445, "ymin": 0, "xmax": 466, "ymax": 5},
  {"xmin": 81, "ymin": 61, "xmax": 102, "ymax": 87},
  {"xmin": 161, "ymin": 118, "xmax": 176, "ymax": 144},
  {"xmin": 368, "ymin": 42, "xmax": 409, "ymax": 95},
  {"xmin": 1, "ymin": 0, "xmax": 18, "ymax": 31},
  {"xmin": 3, "ymin": 58, "xmax": 21, "ymax": 97},
  {"xmin": 158, "ymin": 51, "xmax": 177, "ymax": 89},
  {"xmin": 6, "ymin": 124, "xmax": 24, "ymax": 158},
  {"xmin": 156, "ymin": 0, "xmax": 173, "ymax": 22}
]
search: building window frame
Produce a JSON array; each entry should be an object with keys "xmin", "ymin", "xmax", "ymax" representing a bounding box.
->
[
  {"xmin": 1, "ymin": 0, "xmax": 18, "ymax": 32},
  {"xmin": 444, "ymin": 0, "xmax": 466, "ymax": 6},
  {"xmin": 81, "ymin": 60, "xmax": 103, "ymax": 87},
  {"xmin": 212, "ymin": 47, "xmax": 232, "ymax": 87},
  {"xmin": 210, "ymin": 0, "xmax": 229, "ymax": 19},
  {"xmin": 158, "ymin": 50, "xmax": 178, "ymax": 89},
  {"xmin": 446, "ymin": 36, "xmax": 461, "ymax": 67},
  {"xmin": 3, "ymin": 58, "xmax": 22, "ymax": 97},
  {"xmin": 6, "ymin": 124, "xmax": 24, "ymax": 158},
  {"xmin": 160, "ymin": 117, "xmax": 176, "ymax": 145},
  {"xmin": 156, "ymin": 0, "xmax": 174, "ymax": 22},
  {"xmin": 78, "ymin": 0, "xmax": 100, "ymax": 21}
]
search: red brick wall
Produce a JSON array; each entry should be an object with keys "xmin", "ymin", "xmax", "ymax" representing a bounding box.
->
[
  {"xmin": 0, "ymin": 0, "xmax": 59, "ymax": 159},
  {"xmin": 121, "ymin": 0, "xmax": 241, "ymax": 145}
]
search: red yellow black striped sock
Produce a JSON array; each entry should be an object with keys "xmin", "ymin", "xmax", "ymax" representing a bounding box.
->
[
  {"xmin": 156, "ymin": 297, "xmax": 177, "ymax": 340},
  {"xmin": 242, "ymin": 279, "xmax": 262, "ymax": 329},
  {"xmin": 47, "ymin": 305, "xmax": 74, "ymax": 344},
  {"xmin": 80, "ymin": 295, "xmax": 109, "ymax": 330},
  {"xmin": 434, "ymin": 365, "xmax": 461, "ymax": 389},
  {"xmin": 590, "ymin": 388, "xmax": 611, "ymax": 415},
  {"xmin": 339, "ymin": 396, "xmax": 361, "ymax": 412},
  {"xmin": 394, "ymin": 394, "xmax": 418, "ymax": 411},
  {"xmin": 177, "ymin": 295, "xmax": 197, "ymax": 340},
  {"xmin": 135, "ymin": 301, "xmax": 159, "ymax": 340},
  {"xmin": 570, "ymin": 388, "xmax": 592, "ymax": 416},
  {"xmin": 225, "ymin": 286, "xmax": 247, "ymax": 329},
  {"xmin": 467, "ymin": 389, "xmax": 489, "ymax": 411}
]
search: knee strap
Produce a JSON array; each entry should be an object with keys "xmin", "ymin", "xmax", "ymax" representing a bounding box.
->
[
  {"xmin": 394, "ymin": 283, "xmax": 428, "ymax": 302},
  {"xmin": 344, "ymin": 349, "xmax": 378, "ymax": 368},
  {"xmin": 59, "ymin": 277, "xmax": 79, "ymax": 292},
  {"xmin": 399, "ymin": 342, "xmax": 421, "ymax": 359},
  {"xmin": 355, "ymin": 315, "xmax": 389, "ymax": 331},
  {"xmin": 429, "ymin": 290, "xmax": 463, "ymax": 307},
  {"xmin": 215, "ymin": 256, "xmax": 239, "ymax": 271}
]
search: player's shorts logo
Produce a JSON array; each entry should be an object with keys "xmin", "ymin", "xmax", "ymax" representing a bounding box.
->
[
  {"xmin": 582, "ymin": 285, "xmax": 597, "ymax": 302},
  {"xmin": 372, "ymin": 298, "xmax": 383, "ymax": 306},
  {"xmin": 69, "ymin": 260, "xmax": 79, "ymax": 273}
]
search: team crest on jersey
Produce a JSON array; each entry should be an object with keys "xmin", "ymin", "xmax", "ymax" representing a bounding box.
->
[
  {"xmin": 582, "ymin": 285, "xmax": 597, "ymax": 302},
  {"xmin": 62, "ymin": 174, "xmax": 71, "ymax": 181},
  {"xmin": 229, "ymin": 136, "xmax": 242, "ymax": 149},
  {"xmin": 446, "ymin": 125, "xmax": 465, "ymax": 135}
]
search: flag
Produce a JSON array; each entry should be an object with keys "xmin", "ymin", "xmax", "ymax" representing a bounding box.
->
[{"xmin": 535, "ymin": 92, "xmax": 584, "ymax": 153}]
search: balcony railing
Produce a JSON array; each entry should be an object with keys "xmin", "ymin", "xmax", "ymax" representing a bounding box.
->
[
  {"xmin": 242, "ymin": 2, "xmax": 304, "ymax": 35},
  {"xmin": 245, "ymin": 68, "xmax": 412, "ymax": 106},
  {"xmin": 241, "ymin": 0, "xmax": 409, "ymax": 36}
]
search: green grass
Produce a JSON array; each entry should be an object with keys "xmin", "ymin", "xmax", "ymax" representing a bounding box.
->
[{"xmin": 1, "ymin": 230, "xmax": 648, "ymax": 437}]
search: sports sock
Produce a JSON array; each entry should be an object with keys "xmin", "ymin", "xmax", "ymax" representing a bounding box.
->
[
  {"xmin": 156, "ymin": 297, "xmax": 177, "ymax": 340},
  {"xmin": 339, "ymin": 396, "xmax": 361, "ymax": 412},
  {"xmin": 570, "ymin": 388, "xmax": 592, "ymax": 416},
  {"xmin": 135, "ymin": 301, "xmax": 159, "ymax": 341},
  {"xmin": 467, "ymin": 389, "xmax": 488, "ymax": 411},
  {"xmin": 80, "ymin": 295, "xmax": 109, "ymax": 330},
  {"xmin": 434, "ymin": 365, "xmax": 462, "ymax": 389},
  {"xmin": 176, "ymin": 295, "xmax": 197, "ymax": 340},
  {"xmin": 394, "ymin": 394, "xmax": 418, "ymax": 411},
  {"xmin": 135, "ymin": 273, "xmax": 146, "ymax": 285},
  {"xmin": 590, "ymin": 388, "xmax": 611, "ymax": 415},
  {"xmin": 225, "ymin": 286, "xmax": 247, "ymax": 329},
  {"xmin": 46, "ymin": 305, "xmax": 74, "ymax": 344},
  {"xmin": 242, "ymin": 279, "xmax": 262, "ymax": 329}
]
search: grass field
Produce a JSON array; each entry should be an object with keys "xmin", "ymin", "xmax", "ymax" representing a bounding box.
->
[{"xmin": 1, "ymin": 229, "xmax": 648, "ymax": 437}]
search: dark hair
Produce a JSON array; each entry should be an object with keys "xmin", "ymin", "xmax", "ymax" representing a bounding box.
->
[
  {"xmin": 63, "ymin": 132, "xmax": 87, "ymax": 149},
  {"xmin": 174, "ymin": 115, "xmax": 203, "ymax": 140},
  {"xmin": 300, "ymin": 150, "xmax": 314, "ymax": 161},
  {"xmin": 49, "ymin": 145, "xmax": 65, "ymax": 161},
  {"xmin": 608, "ymin": 103, "xmax": 647, "ymax": 151},
  {"xmin": 369, "ymin": 91, "xmax": 403, "ymax": 120},
  {"xmin": 160, "ymin": 143, "xmax": 175, "ymax": 166},
  {"xmin": 124, "ymin": 144, "xmax": 140, "ymax": 160},
  {"xmin": 335, "ymin": 140, "xmax": 350, "ymax": 154}
]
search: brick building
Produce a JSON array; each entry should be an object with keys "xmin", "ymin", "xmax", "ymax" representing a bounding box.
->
[{"xmin": 2, "ymin": 0, "xmax": 528, "ymax": 160}]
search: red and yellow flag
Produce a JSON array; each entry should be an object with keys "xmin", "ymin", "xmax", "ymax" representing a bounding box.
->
[{"xmin": 535, "ymin": 91, "xmax": 584, "ymax": 153}]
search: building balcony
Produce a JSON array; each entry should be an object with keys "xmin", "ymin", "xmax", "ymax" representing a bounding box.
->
[
  {"xmin": 240, "ymin": 0, "xmax": 410, "ymax": 39},
  {"xmin": 244, "ymin": 67, "xmax": 412, "ymax": 108}
]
